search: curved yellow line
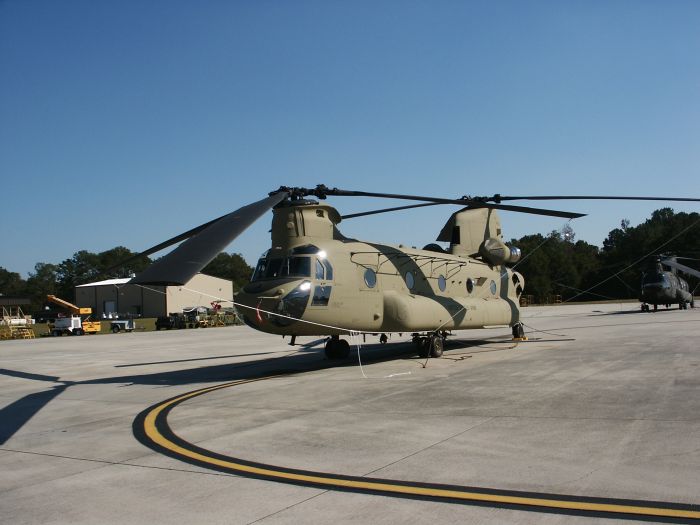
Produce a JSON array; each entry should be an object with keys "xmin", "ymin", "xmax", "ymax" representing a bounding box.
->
[{"xmin": 143, "ymin": 380, "xmax": 700, "ymax": 520}]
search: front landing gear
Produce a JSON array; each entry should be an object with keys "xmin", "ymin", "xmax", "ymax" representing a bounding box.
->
[
  {"xmin": 325, "ymin": 335, "xmax": 350, "ymax": 360},
  {"xmin": 512, "ymin": 322, "xmax": 526, "ymax": 340}
]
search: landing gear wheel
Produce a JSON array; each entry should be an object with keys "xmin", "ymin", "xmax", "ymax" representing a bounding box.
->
[
  {"xmin": 324, "ymin": 337, "xmax": 350, "ymax": 360},
  {"xmin": 429, "ymin": 333, "xmax": 444, "ymax": 358},
  {"xmin": 379, "ymin": 333, "xmax": 388, "ymax": 344},
  {"xmin": 414, "ymin": 335, "xmax": 429, "ymax": 358},
  {"xmin": 512, "ymin": 323, "xmax": 525, "ymax": 338}
]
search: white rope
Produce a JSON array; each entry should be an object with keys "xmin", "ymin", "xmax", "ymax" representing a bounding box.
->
[{"xmin": 351, "ymin": 331, "xmax": 368, "ymax": 379}]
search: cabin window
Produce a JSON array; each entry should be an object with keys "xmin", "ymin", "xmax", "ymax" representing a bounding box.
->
[
  {"xmin": 405, "ymin": 271, "xmax": 415, "ymax": 291},
  {"xmin": 364, "ymin": 268, "xmax": 377, "ymax": 288},
  {"xmin": 438, "ymin": 275, "xmax": 446, "ymax": 292},
  {"xmin": 466, "ymin": 278, "xmax": 474, "ymax": 294}
]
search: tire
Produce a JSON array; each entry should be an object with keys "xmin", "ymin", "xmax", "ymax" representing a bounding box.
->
[
  {"xmin": 415, "ymin": 337, "xmax": 429, "ymax": 358},
  {"xmin": 430, "ymin": 334, "xmax": 444, "ymax": 358},
  {"xmin": 324, "ymin": 338, "xmax": 350, "ymax": 360},
  {"xmin": 512, "ymin": 323, "xmax": 525, "ymax": 338},
  {"xmin": 112, "ymin": 325, "xmax": 120, "ymax": 334}
]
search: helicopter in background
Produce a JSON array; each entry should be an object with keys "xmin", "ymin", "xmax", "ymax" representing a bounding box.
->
[
  {"xmin": 640, "ymin": 256, "xmax": 700, "ymax": 311},
  {"xmin": 124, "ymin": 185, "xmax": 700, "ymax": 359}
]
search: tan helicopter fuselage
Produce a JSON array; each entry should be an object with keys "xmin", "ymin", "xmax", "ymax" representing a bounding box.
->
[{"xmin": 235, "ymin": 201, "xmax": 524, "ymax": 337}]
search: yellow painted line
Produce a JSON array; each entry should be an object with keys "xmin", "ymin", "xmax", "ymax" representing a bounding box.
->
[{"xmin": 141, "ymin": 380, "xmax": 700, "ymax": 521}]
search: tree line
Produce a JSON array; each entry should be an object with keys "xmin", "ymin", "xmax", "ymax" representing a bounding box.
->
[
  {"xmin": 510, "ymin": 208, "xmax": 700, "ymax": 302},
  {"xmin": 1, "ymin": 208, "xmax": 699, "ymax": 313}
]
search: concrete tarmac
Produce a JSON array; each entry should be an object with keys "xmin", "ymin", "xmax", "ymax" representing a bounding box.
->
[{"xmin": 1, "ymin": 302, "xmax": 700, "ymax": 524}]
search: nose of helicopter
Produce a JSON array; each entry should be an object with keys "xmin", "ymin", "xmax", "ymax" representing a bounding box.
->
[{"xmin": 235, "ymin": 279, "xmax": 312, "ymax": 328}]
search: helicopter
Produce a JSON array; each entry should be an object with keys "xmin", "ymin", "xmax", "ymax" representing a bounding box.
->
[
  {"xmin": 640, "ymin": 256, "xmax": 700, "ymax": 312},
  {"xmin": 127, "ymin": 186, "xmax": 700, "ymax": 360}
]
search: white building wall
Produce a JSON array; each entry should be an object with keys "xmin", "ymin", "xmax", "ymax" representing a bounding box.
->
[
  {"xmin": 164, "ymin": 274, "xmax": 233, "ymax": 314},
  {"xmin": 75, "ymin": 274, "xmax": 232, "ymax": 318}
]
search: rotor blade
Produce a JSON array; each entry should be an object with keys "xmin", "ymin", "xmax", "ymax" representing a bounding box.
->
[
  {"xmin": 487, "ymin": 195, "xmax": 700, "ymax": 203},
  {"xmin": 131, "ymin": 191, "xmax": 289, "ymax": 285},
  {"xmin": 342, "ymin": 202, "xmax": 443, "ymax": 219},
  {"xmin": 131, "ymin": 216, "xmax": 224, "ymax": 259},
  {"xmin": 327, "ymin": 189, "xmax": 584, "ymax": 219},
  {"xmin": 661, "ymin": 258, "xmax": 700, "ymax": 279},
  {"xmin": 103, "ymin": 215, "xmax": 226, "ymax": 274},
  {"xmin": 469, "ymin": 202, "xmax": 585, "ymax": 219}
]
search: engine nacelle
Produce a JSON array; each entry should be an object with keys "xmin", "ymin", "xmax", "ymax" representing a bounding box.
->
[{"xmin": 479, "ymin": 238, "xmax": 521, "ymax": 266}]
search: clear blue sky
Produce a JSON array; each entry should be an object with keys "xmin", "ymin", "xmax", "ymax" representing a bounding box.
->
[{"xmin": 2, "ymin": 1, "xmax": 699, "ymax": 277}]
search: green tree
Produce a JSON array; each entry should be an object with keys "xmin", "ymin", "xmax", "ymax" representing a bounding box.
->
[
  {"xmin": 511, "ymin": 230, "xmax": 600, "ymax": 303},
  {"xmin": 25, "ymin": 263, "xmax": 59, "ymax": 312},
  {"xmin": 0, "ymin": 267, "xmax": 27, "ymax": 297},
  {"xmin": 97, "ymin": 246, "xmax": 151, "ymax": 278},
  {"xmin": 202, "ymin": 253, "xmax": 253, "ymax": 291}
]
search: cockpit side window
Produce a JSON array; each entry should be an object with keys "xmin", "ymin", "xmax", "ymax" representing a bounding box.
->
[
  {"xmin": 265, "ymin": 258, "xmax": 283, "ymax": 278},
  {"xmin": 252, "ymin": 260, "xmax": 267, "ymax": 281},
  {"xmin": 315, "ymin": 259, "xmax": 325, "ymax": 280}
]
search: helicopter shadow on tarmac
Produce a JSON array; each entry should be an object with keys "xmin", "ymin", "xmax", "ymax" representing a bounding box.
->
[
  {"xmin": 590, "ymin": 305, "xmax": 693, "ymax": 316},
  {"xmin": 0, "ymin": 333, "xmax": 545, "ymax": 446}
]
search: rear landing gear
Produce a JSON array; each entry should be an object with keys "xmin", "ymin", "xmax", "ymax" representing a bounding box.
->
[
  {"xmin": 413, "ymin": 332, "xmax": 446, "ymax": 358},
  {"xmin": 324, "ymin": 335, "xmax": 350, "ymax": 360}
]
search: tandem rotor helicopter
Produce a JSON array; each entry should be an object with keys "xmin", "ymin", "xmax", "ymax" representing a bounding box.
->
[
  {"xmin": 127, "ymin": 186, "xmax": 700, "ymax": 360},
  {"xmin": 640, "ymin": 255, "xmax": 700, "ymax": 312}
]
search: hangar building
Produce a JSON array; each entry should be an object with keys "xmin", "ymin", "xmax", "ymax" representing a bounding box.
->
[{"xmin": 75, "ymin": 273, "xmax": 233, "ymax": 318}]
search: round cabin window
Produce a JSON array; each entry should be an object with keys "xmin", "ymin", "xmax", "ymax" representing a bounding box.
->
[
  {"xmin": 466, "ymin": 278, "xmax": 474, "ymax": 294},
  {"xmin": 438, "ymin": 275, "xmax": 446, "ymax": 292},
  {"xmin": 405, "ymin": 271, "xmax": 415, "ymax": 290},
  {"xmin": 364, "ymin": 268, "xmax": 377, "ymax": 288}
]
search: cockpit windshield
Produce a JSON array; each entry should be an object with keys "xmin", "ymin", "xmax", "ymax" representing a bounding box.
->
[
  {"xmin": 251, "ymin": 247, "xmax": 333, "ymax": 282},
  {"xmin": 251, "ymin": 254, "xmax": 312, "ymax": 281},
  {"xmin": 642, "ymin": 273, "xmax": 669, "ymax": 287}
]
